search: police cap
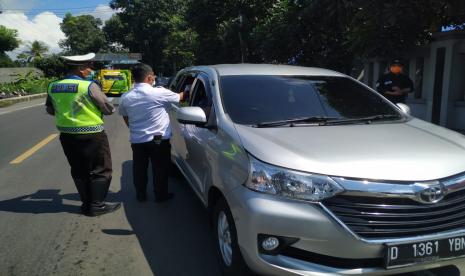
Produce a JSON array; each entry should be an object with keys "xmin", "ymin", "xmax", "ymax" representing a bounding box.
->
[
  {"xmin": 390, "ymin": 59, "xmax": 404, "ymax": 66},
  {"xmin": 60, "ymin": 53, "xmax": 95, "ymax": 66}
]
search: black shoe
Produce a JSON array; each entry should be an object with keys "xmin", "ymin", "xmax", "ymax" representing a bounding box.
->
[
  {"xmin": 154, "ymin": 193, "xmax": 174, "ymax": 203},
  {"xmin": 86, "ymin": 202, "xmax": 122, "ymax": 217},
  {"xmin": 80, "ymin": 203, "xmax": 91, "ymax": 215},
  {"xmin": 136, "ymin": 193, "xmax": 147, "ymax": 202}
]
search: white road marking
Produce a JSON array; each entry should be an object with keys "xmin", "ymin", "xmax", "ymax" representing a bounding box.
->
[{"xmin": 0, "ymin": 102, "xmax": 45, "ymax": 116}]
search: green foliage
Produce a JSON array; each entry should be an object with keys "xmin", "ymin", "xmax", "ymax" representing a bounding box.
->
[
  {"xmin": 27, "ymin": 41, "xmax": 49, "ymax": 61},
  {"xmin": 34, "ymin": 54, "xmax": 67, "ymax": 78},
  {"xmin": 0, "ymin": 25, "xmax": 20, "ymax": 54},
  {"xmin": 101, "ymin": 0, "xmax": 465, "ymax": 72},
  {"xmin": 162, "ymin": 15, "xmax": 198, "ymax": 74},
  {"xmin": 0, "ymin": 53, "xmax": 16, "ymax": 67},
  {"xmin": 108, "ymin": 0, "xmax": 196, "ymax": 74},
  {"xmin": 60, "ymin": 13, "xmax": 107, "ymax": 54},
  {"xmin": 103, "ymin": 15, "xmax": 129, "ymax": 52},
  {"xmin": 16, "ymin": 40, "xmax": 49, "ymax": 67},
  {"xmin": 0, "ymin": 71, "xmax": 55, "ymax": 96}
]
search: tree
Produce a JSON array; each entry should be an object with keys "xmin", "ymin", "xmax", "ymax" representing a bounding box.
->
[
  {"xmin": 34, "ymin": 54, "xmax": 67, "ymax": 78},
  {"xmin": 249, "ymin": 0, "xmax": 465, "ymax": 70},
  {"xmin": 59, "ymin": 13, "xmax": 107, "ymax": 54},
  {"xmin": 20, "ymin": 40, "xmax": 49, "ymax": 63},
  {"xmin": 107, "ymin": 0, "xmax": 189, "ymax": 73},
  {"xmin": 162, "ymin": 15, "xmax": 197, "ymax": 74},
  {"xmin": 105, "ymin": 0, "xmax": 464, "ymax": 72},
  {"xmin": 0, "ymin": 26, "xmax": 20, "ymax": 68},
  {"xmin": 0, "ymin": 25, "xmax": 20, "ymax": 54},
  {"xmin": 186, "ymin": 0, "xmax": 276, "ymax": 64},
  {"xmin": 103, "ymin": 15, "xmax": 130, "ymax": 52}
]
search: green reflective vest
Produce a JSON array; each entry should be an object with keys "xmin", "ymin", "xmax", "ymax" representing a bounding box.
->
[{"xmin": 48, "ymin": 78, "xmax": 104, "ymax": 134}]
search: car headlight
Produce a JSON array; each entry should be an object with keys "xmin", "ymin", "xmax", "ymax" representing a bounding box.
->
[{"xmin": 246, "ymin": 156, "xmax": 344, "ymax": 202}]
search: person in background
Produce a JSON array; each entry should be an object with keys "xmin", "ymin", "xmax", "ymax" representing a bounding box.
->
[
  {"xmin": 376, "ymin": 59, "xmax": 414, "ymax": 104},
  {"xmin": 119, "ymin": 63, "xmax": 185, "ymax": 202},
  {"xmin": 45, "ymin": 53, "xmax": 121, "ymax": 216}
]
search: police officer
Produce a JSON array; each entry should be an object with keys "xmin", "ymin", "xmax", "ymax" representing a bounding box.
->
[
  {"xmin": 45, "ymin": 53, "xmax": 121, "ymax": 216},
  {"xmin": 376, "ymin": 59, "xmax": 414, "ymax": 103}
]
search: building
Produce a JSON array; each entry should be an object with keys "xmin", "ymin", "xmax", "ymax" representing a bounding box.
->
[
  {"xmin": 93, "ymin": 53, "xmax": 141, "ymax": 68},
  {"xmin": 362, "ymin": 30, "xmax": 465, "ymax": 131}
]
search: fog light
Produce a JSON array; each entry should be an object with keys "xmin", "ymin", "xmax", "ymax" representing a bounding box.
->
[{"xmin": 262, "ymin": 236, "xmax": 280, "ymax": 251}]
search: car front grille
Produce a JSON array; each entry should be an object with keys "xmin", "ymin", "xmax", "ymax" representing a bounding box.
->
[{"xmin": 322, "ymin": 188, "xmax": 465, "ymax": 239}]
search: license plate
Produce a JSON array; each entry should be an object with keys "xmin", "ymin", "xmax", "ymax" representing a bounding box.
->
[{"xmin": 385, "ymin": 235, "xmax": 465, "ymax": 268}]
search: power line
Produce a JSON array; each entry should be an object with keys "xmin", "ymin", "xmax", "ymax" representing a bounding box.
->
[
  {"xmin": 0, "ymin": 5, "xmax": 104, "ymax": 11},
  {"xmin": 1, "ymin": 10, "xmax": 118, "ymax": 17}
]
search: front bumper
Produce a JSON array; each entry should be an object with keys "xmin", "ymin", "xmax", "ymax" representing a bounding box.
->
[{"xmin": 226, "ymin": 185, "xmax": 465, "ymax": 275}]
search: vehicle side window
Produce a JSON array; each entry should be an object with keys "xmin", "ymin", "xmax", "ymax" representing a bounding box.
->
[
  {"xmin": 169, "ymin": 74, "xmax": 181, "ymax": 91},
  {"xmin": 175, "ymin": 73, "xmax": 196, "ymax": 95},
  {"xmin": 190, "ymin": 77, "xmax": 215, "ymax": 125}
]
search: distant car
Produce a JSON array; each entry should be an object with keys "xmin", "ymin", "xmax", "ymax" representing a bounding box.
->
[
  {"xmin": 97, "ymin": 69, "xmax": 132, "ymax": 97},
  {"xmin": 155, "ymin": 76, "xmax": 171, "ymax": 88},
  {"xmin": 168, "ymin": 64, "xmax": 465, "ymax": 276}
]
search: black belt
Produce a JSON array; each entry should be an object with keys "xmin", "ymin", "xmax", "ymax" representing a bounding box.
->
[{"xmin": 153, "ymin": 135, "xmax": 164, "ymax": 141}]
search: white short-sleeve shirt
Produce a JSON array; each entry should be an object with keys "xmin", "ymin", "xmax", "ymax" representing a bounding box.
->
[{"xmin": 119, "ymin": 83, "xmax": 180, "ymax": 144}]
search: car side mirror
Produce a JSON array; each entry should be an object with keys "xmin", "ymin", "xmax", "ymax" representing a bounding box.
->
[
  {"xmin": 177, "ymin": 106, "xmax": 207, "ymax": 126},
  {"xmin": 396, "ymin": 103, "xmax": 411, "ymax": 116}
]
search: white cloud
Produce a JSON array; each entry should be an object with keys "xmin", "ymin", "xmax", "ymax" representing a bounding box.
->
[
  {"xmin": 79, "ymin": 4, "xmax": 118, "ymax": 24},
  {"xmin": 0, "ymin": 11, "xmax": 65, "ymax": 58},
  {"xmin": 0, "ymin": 4, "xmax": 119, "ymax": 59}
]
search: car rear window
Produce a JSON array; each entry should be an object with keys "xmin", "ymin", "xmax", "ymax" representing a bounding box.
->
[{"xmin": 219, "ymin": 75, "xmax": 399, "ymax": 125}]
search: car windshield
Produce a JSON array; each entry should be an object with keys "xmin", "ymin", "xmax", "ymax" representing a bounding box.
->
[
  {"xmin": 104, "ymin": 75, "xmax": 124, "ymax": 80},
  {"xmin": 219, "ymin": 75, "xmax": 401, "ymax": 126}
]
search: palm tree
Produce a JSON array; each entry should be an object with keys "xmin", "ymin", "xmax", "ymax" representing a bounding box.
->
[{"xmin": 22, "ymin": 40, "xmax": 49, "ymax": 62}]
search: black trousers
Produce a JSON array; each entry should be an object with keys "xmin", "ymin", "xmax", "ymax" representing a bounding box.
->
[
  {"xmin": 131, "ymin": 139, "xmax": 171, "ymax": 199},
  {"xmin": 60, "ymin": 131, "xmax": 112, "ymax": 206}
]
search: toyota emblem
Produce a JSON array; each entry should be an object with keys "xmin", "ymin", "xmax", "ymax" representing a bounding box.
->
[{"xmin": 418, "ymin": 184, "xmax": 446, "ymax": 204}]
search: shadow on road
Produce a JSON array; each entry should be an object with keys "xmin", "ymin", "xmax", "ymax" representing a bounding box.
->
[
  {"xmin": 0, "ymin": 189, "xmax": 81, "ymax": 214},
  {"xmin": 105, "ymin": 160, "xmax": 221, "ymax": 276}
]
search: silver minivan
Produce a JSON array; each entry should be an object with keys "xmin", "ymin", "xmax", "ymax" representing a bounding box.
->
[{"xmin": 168, "ymin": 64, "xmax": 465, "ymax": 275}]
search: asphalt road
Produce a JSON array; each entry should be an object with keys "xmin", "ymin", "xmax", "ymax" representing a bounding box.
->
[
  {"xmin": 0, "ymin": 100, "xmax": 461, "ymax": 276},
  {"xmin": 0, "ymin": 99, "xmax": 220, "ymax": 276}
]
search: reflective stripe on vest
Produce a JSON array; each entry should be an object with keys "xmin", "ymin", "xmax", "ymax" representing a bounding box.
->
[{"xmin": 48, "ymin": 79, "xmax": 104, "ymax": 134}]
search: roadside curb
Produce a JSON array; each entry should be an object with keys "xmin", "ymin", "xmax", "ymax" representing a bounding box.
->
[{"xmin": 0, "ymin": 93, "xmax": 47, "ymax": 108}]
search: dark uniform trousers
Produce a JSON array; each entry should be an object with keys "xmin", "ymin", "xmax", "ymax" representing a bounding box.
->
[
  {"xmin": 131, "ymin": 138, "xmax": 171, "ymax": 199},
  {"xmin": 59, "ymin": 131, "xmax": 112, "ymax": 206}
]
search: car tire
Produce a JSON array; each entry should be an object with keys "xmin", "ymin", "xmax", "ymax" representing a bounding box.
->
[{"xmin": 213, "ymin": 198, "xmax": 253, "ymax": 276}]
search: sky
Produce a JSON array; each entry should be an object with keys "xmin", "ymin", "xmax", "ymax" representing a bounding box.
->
[{"xmin": 0, "ymin": 0, "xmax": 118, "ymax": 58}]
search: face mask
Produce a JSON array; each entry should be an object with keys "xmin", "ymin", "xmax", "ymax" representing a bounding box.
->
[{"xmin": 152, "ymin": 80, "xmax": 156, "ymax": 86}]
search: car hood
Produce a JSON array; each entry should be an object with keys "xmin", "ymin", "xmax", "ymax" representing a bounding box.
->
[{"xmin": 234, "ymin": 119, "xmax": 465, "ymax": 181}]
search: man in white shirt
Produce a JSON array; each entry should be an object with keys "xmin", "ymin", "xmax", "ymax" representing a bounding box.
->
[{"xmin": 119, "ymin": 64, "xmax": 184, "ymax": 202}]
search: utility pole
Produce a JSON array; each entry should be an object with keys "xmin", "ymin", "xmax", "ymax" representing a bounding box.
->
[{"xmin": 238, "ymin": 13, "xmax": 245, "ymax": 63}]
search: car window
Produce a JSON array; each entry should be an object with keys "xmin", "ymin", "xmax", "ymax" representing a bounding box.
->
[
  {"xmin": 219, "ymin": 75, "xmax": 400, "ymax": 125},
  {"xmin": 190, "ymin": 77, "xmax": 213, "ymax": 120},
  {"xmin": 104, "ymin": 75, "xmax": 124, "ymax": 80},
  {"xmin": 174, "ymin": 73, "xmax": 196, "ymax": 94}
]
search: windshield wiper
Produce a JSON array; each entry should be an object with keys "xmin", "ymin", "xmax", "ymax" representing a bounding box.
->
[
  {"xmin": 319, "ymin": 114, "xmax": 403, "ymax": 126},
  {"xmin": 254, "ymin": 116, "xmax": 340, "ymax": 128}
]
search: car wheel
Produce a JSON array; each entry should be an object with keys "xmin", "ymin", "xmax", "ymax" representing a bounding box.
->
[{"xmin": 213, "ymin": 198, "xmax": 252, "ymax": 276}]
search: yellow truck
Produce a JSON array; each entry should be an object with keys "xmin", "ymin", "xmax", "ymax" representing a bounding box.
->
[{"xmin": 96, "ymin": 69, "xmax": 132, "ymax": 96}]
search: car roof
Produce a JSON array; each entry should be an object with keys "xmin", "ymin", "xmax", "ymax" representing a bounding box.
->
[{"xmin": 188, "ymin": 64, "xmax": 346, "ymax": 77}]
